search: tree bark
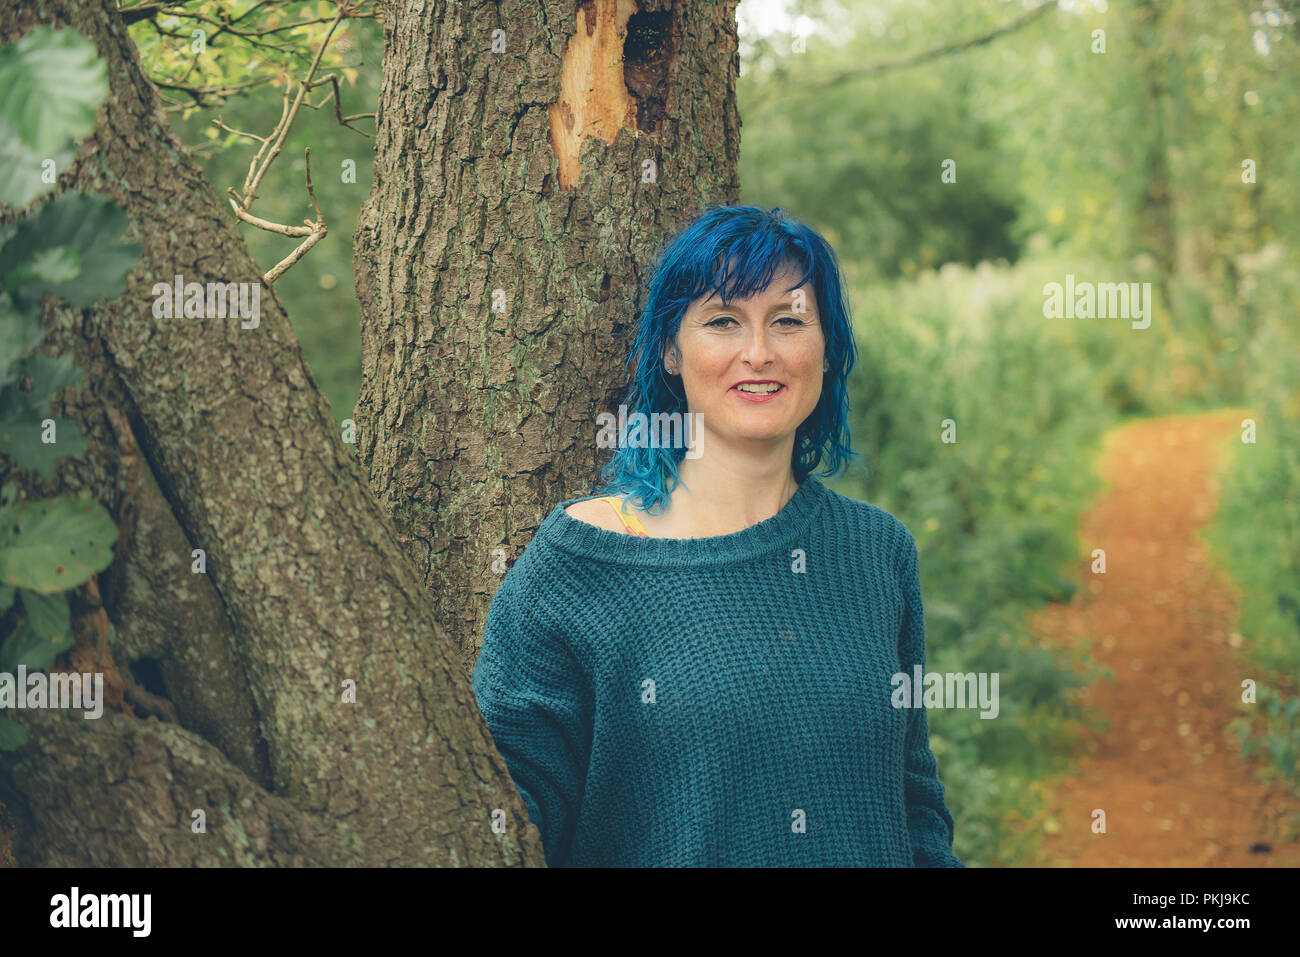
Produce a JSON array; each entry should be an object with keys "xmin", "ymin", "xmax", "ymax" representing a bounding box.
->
[
  {"xmin": 0, "ymin": 0, "xmax": 540, "ymax": 866},
  {"xmin": 353, "ymin": 0, "xmax": 742, "ymax": 671}
]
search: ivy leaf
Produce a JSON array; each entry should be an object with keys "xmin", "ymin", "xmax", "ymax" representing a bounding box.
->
[
  {"xmin": 0, "ymin": 715, "xmax": 27, "ymax": 753},
  {"xmin": 19, "ymin": 587, "xmax": 71, "ymax": 641},
  {"xmin": 0, "ymin": 494, "xmax": 116, "ymax": 592}
]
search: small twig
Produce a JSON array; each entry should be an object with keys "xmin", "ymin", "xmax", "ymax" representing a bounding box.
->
[
  {"xmin": 303, "ymin": 147, "xmax": 324, "ymax": 224},
  {"xmin": 212, "ymin": 117, "xmax": 270, "ymax": 143},
  {"xmin": 227, "ymin": 190, "xmax": 316, "ymax": 236}
]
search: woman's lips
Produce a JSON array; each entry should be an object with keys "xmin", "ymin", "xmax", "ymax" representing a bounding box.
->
[{"xmin": 729, "ymin": 384, "xmax": 786, "ymax": 403}]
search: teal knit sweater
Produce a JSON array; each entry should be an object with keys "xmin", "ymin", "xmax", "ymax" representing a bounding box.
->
[{"xmin": 471, "ymin": 474, "xmax": 963, "ymax": 867}]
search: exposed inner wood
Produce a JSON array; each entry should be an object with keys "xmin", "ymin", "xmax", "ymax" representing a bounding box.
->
[{"xmin": 549, "ymin": 0, "xmax": 641, "ymax": 189}]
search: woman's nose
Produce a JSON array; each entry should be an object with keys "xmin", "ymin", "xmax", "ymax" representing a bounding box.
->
[{"xmin": 740, "ymin": 329, "xmax": 777, "ymax": 367}]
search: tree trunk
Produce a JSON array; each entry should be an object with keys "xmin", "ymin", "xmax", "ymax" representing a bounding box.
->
[
  {"xmin": 0, "ymin": 0, "xmax": 540, "ymax": 866},
  {"xmin": 353, "ymin": 0, "xmax": 742, "ymax": 671}
]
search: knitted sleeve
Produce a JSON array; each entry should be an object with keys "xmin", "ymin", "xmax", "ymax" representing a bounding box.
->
[
  {"xmin": 897, "ymin": 530, "xmax": 965, "ymax": 867},
  {"xmin": 471, "ymin": 567, "xmax": 593, "ymax": 867}
]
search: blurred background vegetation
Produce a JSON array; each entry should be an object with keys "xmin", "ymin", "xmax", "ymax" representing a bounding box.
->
[{"xmin": 128, "ymin": 0, "xmax": 1300, "ymax": 866}]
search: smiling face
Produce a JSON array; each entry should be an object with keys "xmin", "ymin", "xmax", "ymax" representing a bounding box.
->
[{"xmin": 665, "ymin": 262, "xmax": 826, "ymax": 456}]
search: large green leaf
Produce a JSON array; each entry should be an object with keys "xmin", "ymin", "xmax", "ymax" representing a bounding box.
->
[
  {"xmin": 0, "ymin": 292, "xmax": 43, "ymax": 389},
  {"xmin": 19, "ymin": 587, "xmax": 71, "ymax": 641},
  {"xmin": 14, "ymin": 352, "xmax": 84, "ymax": 411},
  {"xmin": 0, "ymin": 27, "xmax": 106, "ymax": 155},
  {"xmin": 0, "ymin": 494, "xmax": 116, "ymax": 592},
  {"xmin": 0, "ymin": 715, "xmax": 27, "ymax": 753},
  {"xmin": 0, "ymin": 27, "xmax": 106, "ymax": 211},
  {"xmin": 0, "ymin": 131, "xmax": 76, "ymax": 212},
  {"xmin": 0, "ymin": 412, "xmax": 86, "ymax": 480},
  {"xmin": 0, "ymin": 192, "xmax": 141, "ymax": 312},
  {"xmin": 5, "ymin": 245, "xmax": 82, "ymax": 288},
  {"xmin": 0, "ymin": 619, "xmax": 72, "ymax": 672}
]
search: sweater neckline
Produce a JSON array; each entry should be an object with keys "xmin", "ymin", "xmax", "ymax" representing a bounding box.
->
[{"xmin": 538, "ymin": 473, "xmax": 828, "ymax": 567}]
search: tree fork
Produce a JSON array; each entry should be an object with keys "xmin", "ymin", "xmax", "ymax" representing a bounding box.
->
[{"xmin": 0, "ymin": 0, "xmax": 540, "ymax": 866}]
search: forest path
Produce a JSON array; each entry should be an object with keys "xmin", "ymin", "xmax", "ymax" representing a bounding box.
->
[{"xmin": 1023, "ymin": 409, "xmax": 1300, "ymax": 866}]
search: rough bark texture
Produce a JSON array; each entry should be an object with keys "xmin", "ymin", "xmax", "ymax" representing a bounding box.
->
[
  {"xmin": 353, "ymin": 0, "xmax": 742, "ymax": 671},
  {"xmin": 0, "ymin": 0, "xmax": 543, "ymax": 866}
]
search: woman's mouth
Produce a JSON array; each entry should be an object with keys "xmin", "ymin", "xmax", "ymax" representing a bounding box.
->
[{"xmin": 730, "ymin": 382, "xmax": 786, "ymax": 402}]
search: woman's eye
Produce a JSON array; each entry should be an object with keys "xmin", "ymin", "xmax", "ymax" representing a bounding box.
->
[{"xmin": 706, "ymin": 316, "xmax": 803, "ymax": 327}]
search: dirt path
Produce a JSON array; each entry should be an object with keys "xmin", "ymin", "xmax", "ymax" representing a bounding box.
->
[{"xmin": 1024, "ymin": 409, "xmax": 1300, "ymax": 866}]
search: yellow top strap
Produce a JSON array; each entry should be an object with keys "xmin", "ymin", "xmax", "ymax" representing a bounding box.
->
[{"xmin": 597, "ymin": 496, "xmax": 649, "ymax": 536}]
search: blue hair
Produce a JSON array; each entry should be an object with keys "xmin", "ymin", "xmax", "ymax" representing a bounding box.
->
[{"xmin": 590, "ymin": 204, "xmax": 862, "ymax": 514}]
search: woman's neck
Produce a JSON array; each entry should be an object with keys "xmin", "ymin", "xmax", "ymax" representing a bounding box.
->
[{"xmin": 643, "ymin": 455, "xmax": 800, "ymax": 538}]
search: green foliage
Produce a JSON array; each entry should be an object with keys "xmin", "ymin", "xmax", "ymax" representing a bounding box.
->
[
  {"xmin": 0, "ymin": 714, "xmax": 25, "ymax": 751},
  {"xmin": 0, "ymin": 26, "xmax": 135, "ymax": 752},
  {"xmin": 821, "ymin": 253, "xmax": 1122, "ymax": 864},
  {"xmin": 740, "ymin": 0, "xmax": 1300, "ymax": 862},
  {"xmin": 0, "ymin": 26, "xmax": 107, "ymax": 210},
  {"xmin": 125, "ymin": 1, "xmax": 370, "ymax": 118},
  {"xmin": 1201, "ymin": 260, "xmax": 1300, "ymax": 792},
  {"xmin": 129, "ymin": 3, "xmax": 387, "ymax": 421},
  {"xmin": 1230, "ymin": 685, "xmax": 1300, "ymax": 789},
  {"xmin": 0, "ymin": 486, "xmax": 117, "ymax": 594},
  {"xmin": 0, "ymin": 193, "xmax": 142, "ymax": 311}
]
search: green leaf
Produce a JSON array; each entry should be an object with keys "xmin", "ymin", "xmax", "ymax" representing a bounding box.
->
[
  {"xmin": 0, "ymin": 26, "xmax": 107, "ymax": 210},
  {"xmin": 19, "ymin": 587, "xmax": 70, "ymax": 640},
  {"xmin": 0, "ymin": 494, "xmax": 116, "ymax": 592},
  {"xmin": 14, "ymin": 352, "xmax": 84, "ymax": 412},
  {"xmin": 0, "ymin": 27, "xmax": 107, "ymax": 154},
  {"xmin": 0, "ymin": 291, "xmax": 44, "ymax": 389},
  {"xmin": 0, "ymin": 131, "xmax": 76, "ymax": 212},
  {"xmin": 0, "ymin": 582, "xmax": 13, "ymax": 614},
  {"xmin": 0, "ymin": 192, "xmax": 141, "ymax": 312},
  {"xmin": 0, "ymin": 413, "xmax": 86, "ymax": 480},
  {"xmin": 0, "ymin": 715, "xmax": 27, "ymax": 752},
  {"xmin": 0, "ymin": 619, "xmax": 72, "ymax": 672},
  {"xmin": 1285, "ymin": 697, "xmax": 1299, "ymax": 723},
  {"xmin": 5, "ymin": 245, "xmax": 82, "ymax": 287}
]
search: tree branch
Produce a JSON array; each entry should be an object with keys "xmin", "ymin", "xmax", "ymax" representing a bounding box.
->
[{"xmin": 757, "ymin": 2, "xmax": 1056, "ymax": 106}]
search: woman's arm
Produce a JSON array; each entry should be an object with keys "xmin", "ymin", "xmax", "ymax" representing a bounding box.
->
[
  {"xmin": 897, "ymin": 530, "xmax": 965, "ymax": 868},
  {"xmin": 471, "ymin": 567, "xmax": 594, "ymax": 867}
]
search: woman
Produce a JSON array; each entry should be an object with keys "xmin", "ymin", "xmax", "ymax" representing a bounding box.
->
[{"xmin": 472, "ymin": 205, "xmax": 962, "ymax": 867}]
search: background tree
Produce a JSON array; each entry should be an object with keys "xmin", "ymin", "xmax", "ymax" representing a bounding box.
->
[{"xmin": 352, "ymin": 0, "xmax": 743, "ymax": 669}]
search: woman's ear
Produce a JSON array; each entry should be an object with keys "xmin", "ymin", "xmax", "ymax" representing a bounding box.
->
[{"xmin": 662, "ymin": 341, "xmax": 679, "ymax": 374}]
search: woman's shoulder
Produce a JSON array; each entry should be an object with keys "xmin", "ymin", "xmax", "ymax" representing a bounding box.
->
[
  {"xmin": 562, "ymin": 496, "xmax": 631, "ymax": 534},
  {"xmin": 818, "ymin": 486, "xmax": 916, "ymax": 559}
]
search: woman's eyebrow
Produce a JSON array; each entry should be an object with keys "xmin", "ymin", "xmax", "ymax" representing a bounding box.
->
[{"xmin": 698, "ymin": 299, "xmax": 799, "ymax": 315}]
